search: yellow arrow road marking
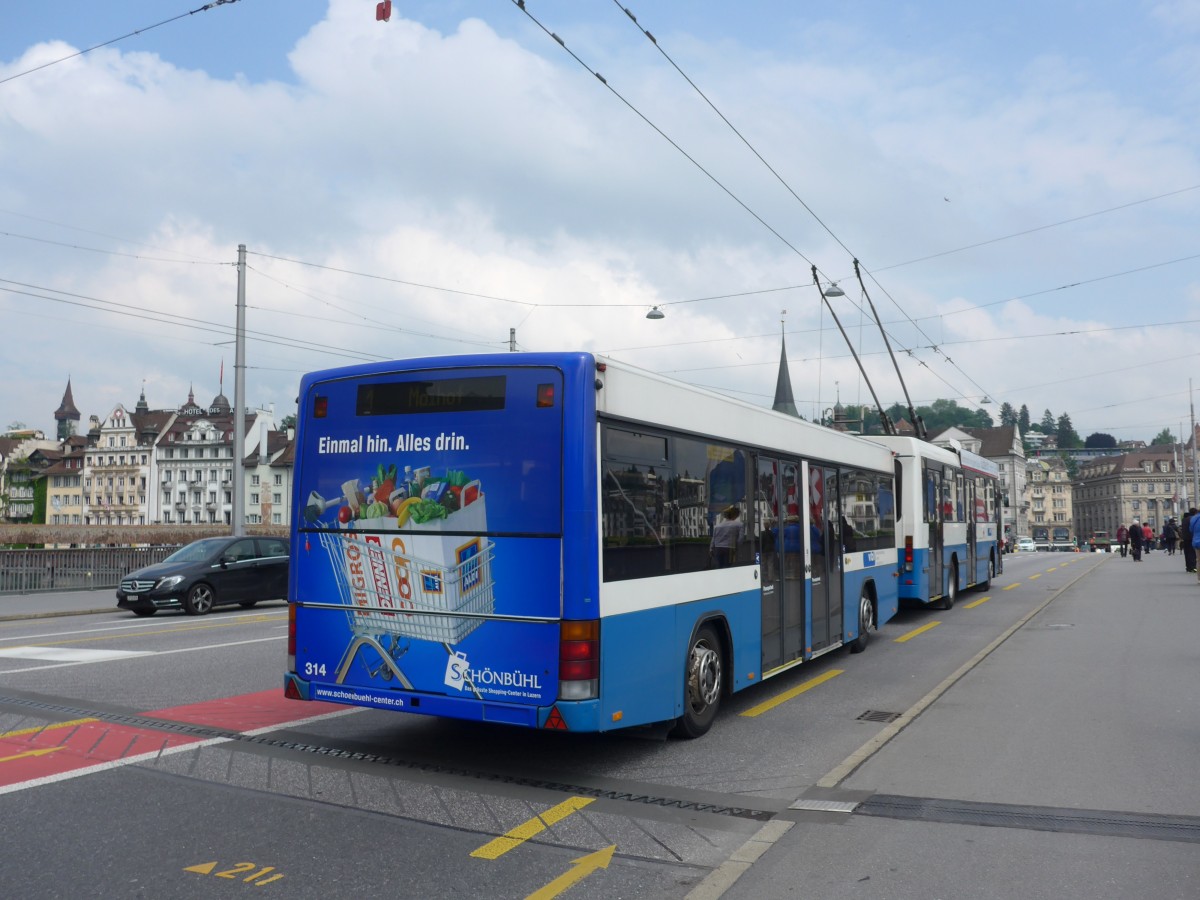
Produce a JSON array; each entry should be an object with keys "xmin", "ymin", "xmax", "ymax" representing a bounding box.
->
[
  {"xmin": 526, "ymin": 845, "xmax": 616, "ymax": 900},
  {"xmin": 894, "ymin": 621, "xmax": 940, "ymax": 643},
  {"xmin": 471, "ymin": 797, "xmax": 595, "ymax": 860},
  {"xmin": 0, "ymin": 746, "xmax": 66, "ymax": 764},
  {"xmin": 184, "ymin": 862, "xmax": 218, "ymax": 875},
  {"xmin": 740, "ymin": 668, "xmax": 843, "ymax": 718}
]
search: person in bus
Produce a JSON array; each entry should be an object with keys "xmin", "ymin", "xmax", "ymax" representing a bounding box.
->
[
  {"xmin": 709, "ymin": 506, "xmax": 744, "ymax": 568},
  {"xmin": 1128, "ymin": 519, "xmax": 1143, "ymax": 561},
  {"xmin": 780, "ymin": 514, "xmax": 803, "ymax": 579},
  {"xmin": 1116, "ymin": 523, "xmax": 1129, "ymax": 558}
]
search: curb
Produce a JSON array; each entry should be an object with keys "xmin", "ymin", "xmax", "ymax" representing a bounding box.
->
[{"xmin": 0, "ymin": 607, "xmax": 115, "ymax": 623}]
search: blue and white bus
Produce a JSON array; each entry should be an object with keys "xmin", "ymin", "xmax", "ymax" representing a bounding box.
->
[
  {"xmin": 871, "ymin": 435, "xmax": 1001, "ymax": 608},
  {"xmin": 284, "ymin": 352, "xmax": 899, "ymax": 737}
]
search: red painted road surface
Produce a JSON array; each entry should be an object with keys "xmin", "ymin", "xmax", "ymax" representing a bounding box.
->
[{"xmin": 0, "ymin": 690, "xmax": 345, "ymax": 791}]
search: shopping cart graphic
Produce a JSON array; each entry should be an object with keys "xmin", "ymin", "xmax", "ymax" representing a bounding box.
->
[{"xmin": 317, "ymin": 529, "xmax": 496, "ymax": 693}]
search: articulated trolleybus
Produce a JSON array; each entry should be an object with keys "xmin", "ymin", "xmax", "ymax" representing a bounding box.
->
[
  {"xmin": 285, "ymin": 352, "xmax": 899, "ymax": 737},
  {"xmin": 871, "ymin": 436, "xmax": 1001, "ymax": 608}
]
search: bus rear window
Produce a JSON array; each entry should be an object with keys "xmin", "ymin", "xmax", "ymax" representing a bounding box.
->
[{"xmin": 356, "ymin": 376, "xmax": 507, "ymax": 416}]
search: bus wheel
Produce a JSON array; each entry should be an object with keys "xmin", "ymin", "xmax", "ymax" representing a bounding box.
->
[
  {"xmin": 937, "ymin": 565, "xmax": 957, "ymax": 610},
  {"xmin": 977, "ymin": 556, "xmax": 995, "ymax": 591},
  {"xmin": 849, "ymin": 590, "xmax": 874, "ymax": 653},
  {"xmin": 671, "ymin": 624, "xmax": 723, "ymax": 739}
]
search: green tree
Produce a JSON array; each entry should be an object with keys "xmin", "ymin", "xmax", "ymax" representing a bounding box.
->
[
  {"xmin": 1056, "ymin": 413, "xmax": 1081, "ymax": 448},
  {"xmin": 1085, "ymin": 432, "xmax": 1117, "ymax": 448},
  {"xmin": 999, "ymin": 402, "xmax": 1017, "ymax": 426},
  {"xmin": 1018, "ymin": 405, "xmax": 1031, "ymax": 433},
  {"xmin": 1150, "ymin": 428, "xmax": 1174, "ymax": 446},
  {"xmin": 1040, "ymin": 409, "xmax": 1056, "ymax": 432}
]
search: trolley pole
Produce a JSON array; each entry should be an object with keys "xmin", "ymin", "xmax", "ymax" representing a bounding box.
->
[{"xmin": 232, "ymin": 244, "xmax": 247, "ymax": 537}]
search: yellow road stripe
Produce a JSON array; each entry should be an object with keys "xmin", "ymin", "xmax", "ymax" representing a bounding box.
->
[
  {"xmin": 471, "ymin": 797, "xmax": 595, "ymax": 860},
  {"xmin": 1002, "ymin": 583, "xmax": 1020, "ymax": 591},
  {"xmin": 963, "ymin": 596, "xmax": 989, "ymax": 609},
  {"xmin": 894, "ymin": 621, "xmax": 940, "ymax": 643},
  {"xmin": 1029, "ymin": 573, "xmax": 1042, "ymax": 580},
  {"xmin": 0, "ymin": 717, "xmax": 97, "ymax": 740},
  {"xmin": 739, "ymin": 668, "xmax": 843, "ymax": 718}
]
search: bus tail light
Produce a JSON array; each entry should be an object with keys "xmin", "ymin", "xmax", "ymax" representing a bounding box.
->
[
  {"xmin": 559, "ymin": 619, "xmax": 599, "ymax": 700},
  {"xmin": 904, "ymin": 536, "xmax": 914, "ymax": 572},
  {"xmin": 287, "ymin": 603, "xmax": 297, "ymax": 672},
  {"xmin": 536, "ymin": 383, "xmax": 556, "ymax": 408},
  {"xmin": 313, "ymin": 395, "xmax": 328, "ymax": 418}
]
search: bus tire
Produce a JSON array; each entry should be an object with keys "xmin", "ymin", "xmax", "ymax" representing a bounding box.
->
[
  {"xmin": 976, "ymin": 555, "xmax": 995, "ymax": 592},
  {"xmin": 937, "ymin": 564, "xmax": 957, "ymax": 610},
  {"xmin": 671, "ymin": 624, "xmax": 723, "ymax": 739},
  {"xmin": 849, "ymin": 590, "xmax": 874, "ymax": 653}
]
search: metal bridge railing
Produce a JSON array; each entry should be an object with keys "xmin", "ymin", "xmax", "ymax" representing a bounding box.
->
[{"xmin": 0, "ymin": 547, "xmax": 181, "ymax": 594}]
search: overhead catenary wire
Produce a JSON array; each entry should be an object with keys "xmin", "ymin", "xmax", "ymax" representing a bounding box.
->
[
  {"xmin": 604, "ymin": 2, "xmax": 993, "ymax": 412},
  {"xmin": 0, "ymin": 0, "xmax": 243, "ymax": 87}
]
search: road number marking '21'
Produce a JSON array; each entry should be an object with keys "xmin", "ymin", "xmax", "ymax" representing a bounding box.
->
[{"xmin": 185, "ymin": 861, "xmax": 284, "ymax": 886}]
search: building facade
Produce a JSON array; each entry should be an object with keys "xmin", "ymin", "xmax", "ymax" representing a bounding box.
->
[
  {"xmin": 1025, "ymin": 455, "xmax": 1074, "ymax": 547},
  {"xmin": 1074, "ymin": 448, "xmax": 1193, "ymax": 540}
]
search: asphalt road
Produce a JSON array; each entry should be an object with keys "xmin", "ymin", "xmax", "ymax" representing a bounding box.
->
[{"xmin": 0, "ymin": 549, "xmax": 1196, "ymax": 899}]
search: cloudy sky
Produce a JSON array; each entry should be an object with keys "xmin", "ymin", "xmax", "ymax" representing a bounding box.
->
[{"xmin": 3, "ymin": 0, "xmax": 1199, "ymax": 443}]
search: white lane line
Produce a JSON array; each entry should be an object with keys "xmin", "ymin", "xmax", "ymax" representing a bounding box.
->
[
  {"xmin": 0, "ymin": 636, "xmax": 283, "ymax": 674},
  {"xmin": 0, "ymin": 611, "xmax": 286, "ymax": 644},
  {"xmin": 0, "ymin": 706, "xmax": 361, "ymax": 797},
  {"xmin": 0, "ymin": 647, "xmax": 154, "ymax": 662}
]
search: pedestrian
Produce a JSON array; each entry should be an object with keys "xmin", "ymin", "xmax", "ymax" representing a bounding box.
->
[
  {"xmin": 1129, "ymin": 519, "xmax": 1143, "ymax": 561},
  {"xmin": 1191, "ymin": 511, "xmax": 1200, "ymax": 582},
  {"xmin": 709, "ymin": 506, "xmax": 743, "ymax": 568},
  {"xmin": 1184, "ymin": 508, "xmax": 1198, "ymax": 574},
  {"xmin": 1142, "ymin": 521, "xmax": 1154, "ymax": 553},
  {"xmin": 1116, "ymin": 523, "xmax": 1129, "ymax": 558},
  {"xmin": 1162, "ymin": 519, "xmax": 1178, "ymax": 556}
]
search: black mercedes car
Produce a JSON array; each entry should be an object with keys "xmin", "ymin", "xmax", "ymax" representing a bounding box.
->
[{"xmin": 116, "ymin": 535, "xmax": 289, "ymax": 616}]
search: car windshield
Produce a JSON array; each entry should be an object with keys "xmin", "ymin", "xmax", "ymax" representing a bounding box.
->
[{"xmin": 161, "ymin": 538, "xmax": 228, "ymax": 564}]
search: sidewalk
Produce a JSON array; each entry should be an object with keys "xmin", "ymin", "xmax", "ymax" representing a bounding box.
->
[
  {"xmin": 711, "ymin": 548, "xmax": 1200, "ymax": 899},
  {"xmin": 0, "ymin": 588, "xmax": 116, "ymax": 621}
]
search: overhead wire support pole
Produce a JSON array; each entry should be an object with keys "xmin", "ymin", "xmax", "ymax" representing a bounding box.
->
[
  {"xmin": 852, "ymin": 259, "xmax": 927, "ymax": 441},
  {"xmin": 813, "ymin": 266, "xmax": 893, "ymax": 436},
  {"xmin": 232, "ymin": 244, "xmax": 247, "ymax": 537}
]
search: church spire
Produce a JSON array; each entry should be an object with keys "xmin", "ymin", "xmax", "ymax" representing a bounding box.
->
[
  {"xmin": 772, "ymin": 313, "xmax": 800, "ymax": 418},
  {"xmin": 54, "ymin": 377, "xmax": 81, "ymax": 440}
]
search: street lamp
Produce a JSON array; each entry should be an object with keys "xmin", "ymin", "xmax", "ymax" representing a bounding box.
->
[{"xmin": 646, "ymin": 306, "xmax": 665, "ymax": 320}]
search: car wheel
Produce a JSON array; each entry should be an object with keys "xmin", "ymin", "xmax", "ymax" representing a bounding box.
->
[
  {"xmin": 238, "ymin": 601, "xmax": 258, "ymax": 609},
  {"xmin": 670, "ymin": 624, "xmax": 723, "ymax": 739},
  {"xmin": 849, "ymin": 590, "xmax": 874, "ymax": 653},
  {"xmin": 133, "ymin": 608, "xmax": 156, "ymax": 617},
  {"xmin": 184, "ymin": 583, "xmax": 215, "ymax": 615}
]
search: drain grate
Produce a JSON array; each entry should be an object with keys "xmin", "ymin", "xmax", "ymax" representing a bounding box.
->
[
  {"xmin": 857, "ymin": 710, "xmax": 902, "ymax": 723},
  {"xmin": 858, "ymin": 794, "xmax": 1200, "ymax": 844}
]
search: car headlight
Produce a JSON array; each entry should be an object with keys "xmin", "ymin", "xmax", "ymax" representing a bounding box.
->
[{"xmin": 156, "ymin": 575, "xmax": 185, "ymax": 590}]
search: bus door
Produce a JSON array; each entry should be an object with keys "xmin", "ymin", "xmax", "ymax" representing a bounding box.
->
[
  {"xmin": 756, "ymin": 456, "xmax": 804, "ymax": 672},
  {"xmin": 925, "ymin": 464, "xmax": 944, "ymax": 597},
  {"xmin": 809, "ymin": 464, "xmax": 842, "ymax": 651},
  {"xmin": 963, "ymin": 473, "xmax": 977, "ymax": 577}
]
